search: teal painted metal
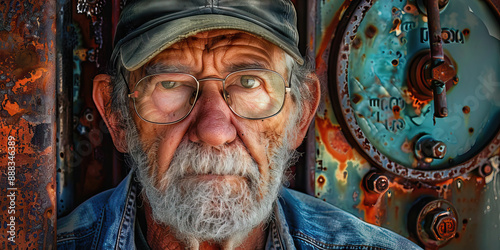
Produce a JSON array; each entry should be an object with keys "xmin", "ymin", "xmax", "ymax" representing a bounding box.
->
[
  {"xmin": 313, "ymin": 0, "xmax": 500, "ymax": 248},
  {"xmin": 344, "ymin": 0, "xmax": 500, "ymax": 172}
]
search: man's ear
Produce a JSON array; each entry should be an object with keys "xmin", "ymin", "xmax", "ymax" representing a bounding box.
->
[
  {"xmin": 93, "ymin": 74, "xmax": 128, "ymax": 153},
  {"xmin": 291, "ymin": 72, "xmax": 321, "ymax": 149}
]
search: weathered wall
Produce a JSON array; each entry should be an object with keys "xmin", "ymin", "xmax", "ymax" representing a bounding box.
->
[{"xmin": 0, "ymin": 0, "xmax": 57, "ymax": 249}]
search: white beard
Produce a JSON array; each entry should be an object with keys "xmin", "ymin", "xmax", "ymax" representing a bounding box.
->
[{"xmin": 127, "ymin": 130, "xmax": 297, "ymax": 247}]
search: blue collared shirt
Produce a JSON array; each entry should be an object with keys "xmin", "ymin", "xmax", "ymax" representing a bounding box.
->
[{"xmin": 57, "ymin": 172, "xmax": 422, "ymax": 249}]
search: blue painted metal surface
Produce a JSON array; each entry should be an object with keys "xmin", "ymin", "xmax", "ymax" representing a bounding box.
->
[
  {"xmin": 313, "ymin": 0, "xmax": 500, "ymax": 248},
  {"xmin": 345, "ymin": 0, "xmax": 500, "ymax": 173}
]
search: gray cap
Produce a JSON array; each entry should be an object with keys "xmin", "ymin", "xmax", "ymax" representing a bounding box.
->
[{"xmin": 111, "ymin": 0, "xmax": 303, "ymax": 71}]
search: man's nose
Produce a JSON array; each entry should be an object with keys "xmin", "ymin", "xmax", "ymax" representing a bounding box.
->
[{"xmin": 187, "ymin": 85, "xmax": 237, "ymax": 146}]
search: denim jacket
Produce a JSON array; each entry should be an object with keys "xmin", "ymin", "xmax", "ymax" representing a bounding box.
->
[{"xmin": 57, "ymin": 172, "xmax": 422, "ymax": 249}]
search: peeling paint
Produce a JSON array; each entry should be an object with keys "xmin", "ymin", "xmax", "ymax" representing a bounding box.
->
[
  {"xmin": 0, "ymin": 0, "xmax": 56, "ymax": 248},
  {"xmin": 314, "ymin": 0, "xmax": 500, "ymax": 248}
]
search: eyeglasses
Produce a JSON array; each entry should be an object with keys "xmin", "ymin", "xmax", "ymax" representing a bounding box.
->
[{"xmin": 126, "ymin": 69, "xmax": 290, "ymax": 125}]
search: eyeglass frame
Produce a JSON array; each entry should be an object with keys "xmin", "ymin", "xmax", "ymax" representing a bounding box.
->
[{"xmin": 121, "ymin": 67, "xmax": 293, "ymax": 125}]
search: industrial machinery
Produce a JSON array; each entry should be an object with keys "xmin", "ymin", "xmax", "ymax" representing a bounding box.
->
[{"xmin": 311, "ymin": 0, "xmax": 500, "ymax": 248}]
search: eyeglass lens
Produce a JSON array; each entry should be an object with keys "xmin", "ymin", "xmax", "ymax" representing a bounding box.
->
[{"xmin": 131, "ymin": 69, "xmax": 286, "ymax": 124}]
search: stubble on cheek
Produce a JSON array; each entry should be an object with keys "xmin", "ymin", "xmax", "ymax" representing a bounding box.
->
[{"xmin": 140, "ymin": 134, "xmax": 166, "ymax": 186}]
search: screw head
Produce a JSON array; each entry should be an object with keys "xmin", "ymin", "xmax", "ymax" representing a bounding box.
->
[
  {"xmin": 431, "ymin": 211, "xmax": 457, "ymax": 241},
  {"xmin": 479, "ymin": 164, "xmax": 493, "ymax": 177},
  {"xmin": 416, "ymin": 136, "xmax": 447, "ymax": 160},
  {"xmin": 432, "ymin": 142, "xmax": 447, "ymax": 159},
  {"xmin": 365, "ymin": 173, "xmax": 390, "ymax": 194}
]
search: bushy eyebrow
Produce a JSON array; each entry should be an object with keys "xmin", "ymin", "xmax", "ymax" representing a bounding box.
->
[
  {"xmin": 144, "ymin": 63, "xmax": 191, "ymax": 75},
  {"xmin": 145, "ymin": 62, "xmax": 271, "ymax": 75},
  {"xmin": 226, "ymin": 62, "xmax": 270, "ymax": 72}
]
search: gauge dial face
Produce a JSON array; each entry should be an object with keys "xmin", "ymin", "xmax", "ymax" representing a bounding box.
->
[{"xmin": 330, "ymin": 0, "xmax": 500, "ymax": 180}]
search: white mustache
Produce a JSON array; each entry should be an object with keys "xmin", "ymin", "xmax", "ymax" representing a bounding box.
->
[{"xmin": 158, "ymin": 140, "xmax": 261, "ymax": 191}]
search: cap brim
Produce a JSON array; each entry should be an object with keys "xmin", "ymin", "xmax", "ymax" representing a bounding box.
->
[{"xmin": 118, "ymin": 14, "xmax": 304, "ymax": 71}]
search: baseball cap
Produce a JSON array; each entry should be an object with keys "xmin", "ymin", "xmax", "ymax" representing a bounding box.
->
[{"xmin": 111, "ymin": 0, "xmax": 304, "ymax": 71}]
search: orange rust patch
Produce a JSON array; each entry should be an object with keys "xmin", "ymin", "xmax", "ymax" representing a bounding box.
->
[
  {"xmin": 14, "ymin": 68, "xmax": 47, "ymax": 92},
  {"xmin": 389, "ymin": 18, "xmax": 401, "ymax": 34},
  {"xmin": 357, "ymin": 177, "xmax": 417, "ymax": 226},
  {"xmin": 316, "ymin": 116, "xmax": 354, "ymax": 172},
  {"xmin": 401, "ymin": 138, "xmax": 412, "ymax": 153},
  {"xmin": 392, "ymin": 105, "xmax": 401, "ymax": 119},
  {"xmin": 404, "ymin": 4, "xmax": 419, "ymax": 15},
  {"xmin": 366, "ymin": 24, "xmax": 378, "ymax": 38},
  {"xmin": 317, "ymin": 175, "xmax": 327, "ymax": 189},
  {"xmin": 356, "ymin": 186, "xmax": 385, "ymax": 225},
  {"xmin": 402, "ymin": 88, "xmax": 431, "ymax": 116},
  {"xmin": 352, "ymin": 93, "xmax": 363, "ymax": 104},
  {"xmin": 463, "ymin": 28, "xmax": 470, "ymax": 37},
  {"xmin": 315, "ymin": 1, "xmax": 351, "ymax": 68},
  {"xmin": 469, "ymin": 127, "xmax": 474, "ymax": 135},
  {"xmin": 46, "ymin": 180, "xmax": 56, "ymax": 217},
  {"xmin": 2, "ymin": 94, "xmax": 22, "ymax": 115},
  {"xmin": 462, "ymin": 106, "xmax": 470, "ymax": 114},
  {"xmin": 391, "ymin": 59, "xmax": 399, "ymax": 66}
]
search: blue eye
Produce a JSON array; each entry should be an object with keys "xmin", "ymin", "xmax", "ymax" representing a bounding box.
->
[{"xmin": 240, "ymin": 75, "xmax": 261, "ymax": 88}]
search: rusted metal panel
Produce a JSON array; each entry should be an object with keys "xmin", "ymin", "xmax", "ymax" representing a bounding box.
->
[{"xmin": 0, "ymin": 0, "xmax": 57, "ymax": 249}]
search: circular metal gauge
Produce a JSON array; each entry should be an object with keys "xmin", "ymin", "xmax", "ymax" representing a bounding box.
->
[{"xmin": 329, "ymin": 0, "xmax": 500, "ymax": 181}]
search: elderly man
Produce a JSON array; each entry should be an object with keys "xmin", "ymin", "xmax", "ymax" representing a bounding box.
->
[{"xmin": 57, "ymin": 0, "xmax": 422, "ymax": 249}]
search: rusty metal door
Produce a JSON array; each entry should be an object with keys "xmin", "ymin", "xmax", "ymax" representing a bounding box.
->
[{"xmin": 2, "ymin": 0, "xmax": 119, "ymax": 248}]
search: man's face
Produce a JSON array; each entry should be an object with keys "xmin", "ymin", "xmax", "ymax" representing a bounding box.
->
[
  {"xmin": 125, "ymin": 30, "xmax": 300, "ymax": 242},
  {"xmin": 129, "ymin": 30, "xmax": 293, "ymax": 182}
]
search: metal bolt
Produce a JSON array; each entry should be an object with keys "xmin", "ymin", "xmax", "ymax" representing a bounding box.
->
[
  {"xmin": 479, "ymin": 164, "xmax": 493, "ymax": 177},
  {"xmin": 415, "ymin": 136, "xmax": 447, "ymax": 160},
  {"xmin": 365, "ymin": 172, "xmax": 390, "ymax": 194},
  {"xmin": 85, "ymin": 113, "xmax": 94, "ymax": 121},
  {"xmin": 428, "ymin": 210, "xmax": 457, "ymax": 241},
  {"xmin": 84, "ymin": 108, "xmax": 94, "ymax": 122},
  {"xmin": 410, "ymin": 198, "xmax": 458, "ymax": 247}
]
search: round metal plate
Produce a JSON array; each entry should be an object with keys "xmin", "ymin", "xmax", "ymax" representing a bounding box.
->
[{"xmin": 328, "ymin": 0, "xmax": 500, "ymax": 181}]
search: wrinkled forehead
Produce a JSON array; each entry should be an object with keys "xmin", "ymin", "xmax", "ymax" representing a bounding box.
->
[
  {"xmin": 171, "ymin": 30, "xmax": 273, "ymax": 49},
  {"xmin": 138, "ymin": 30, "xmax": 288, "ymax": 74}
]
